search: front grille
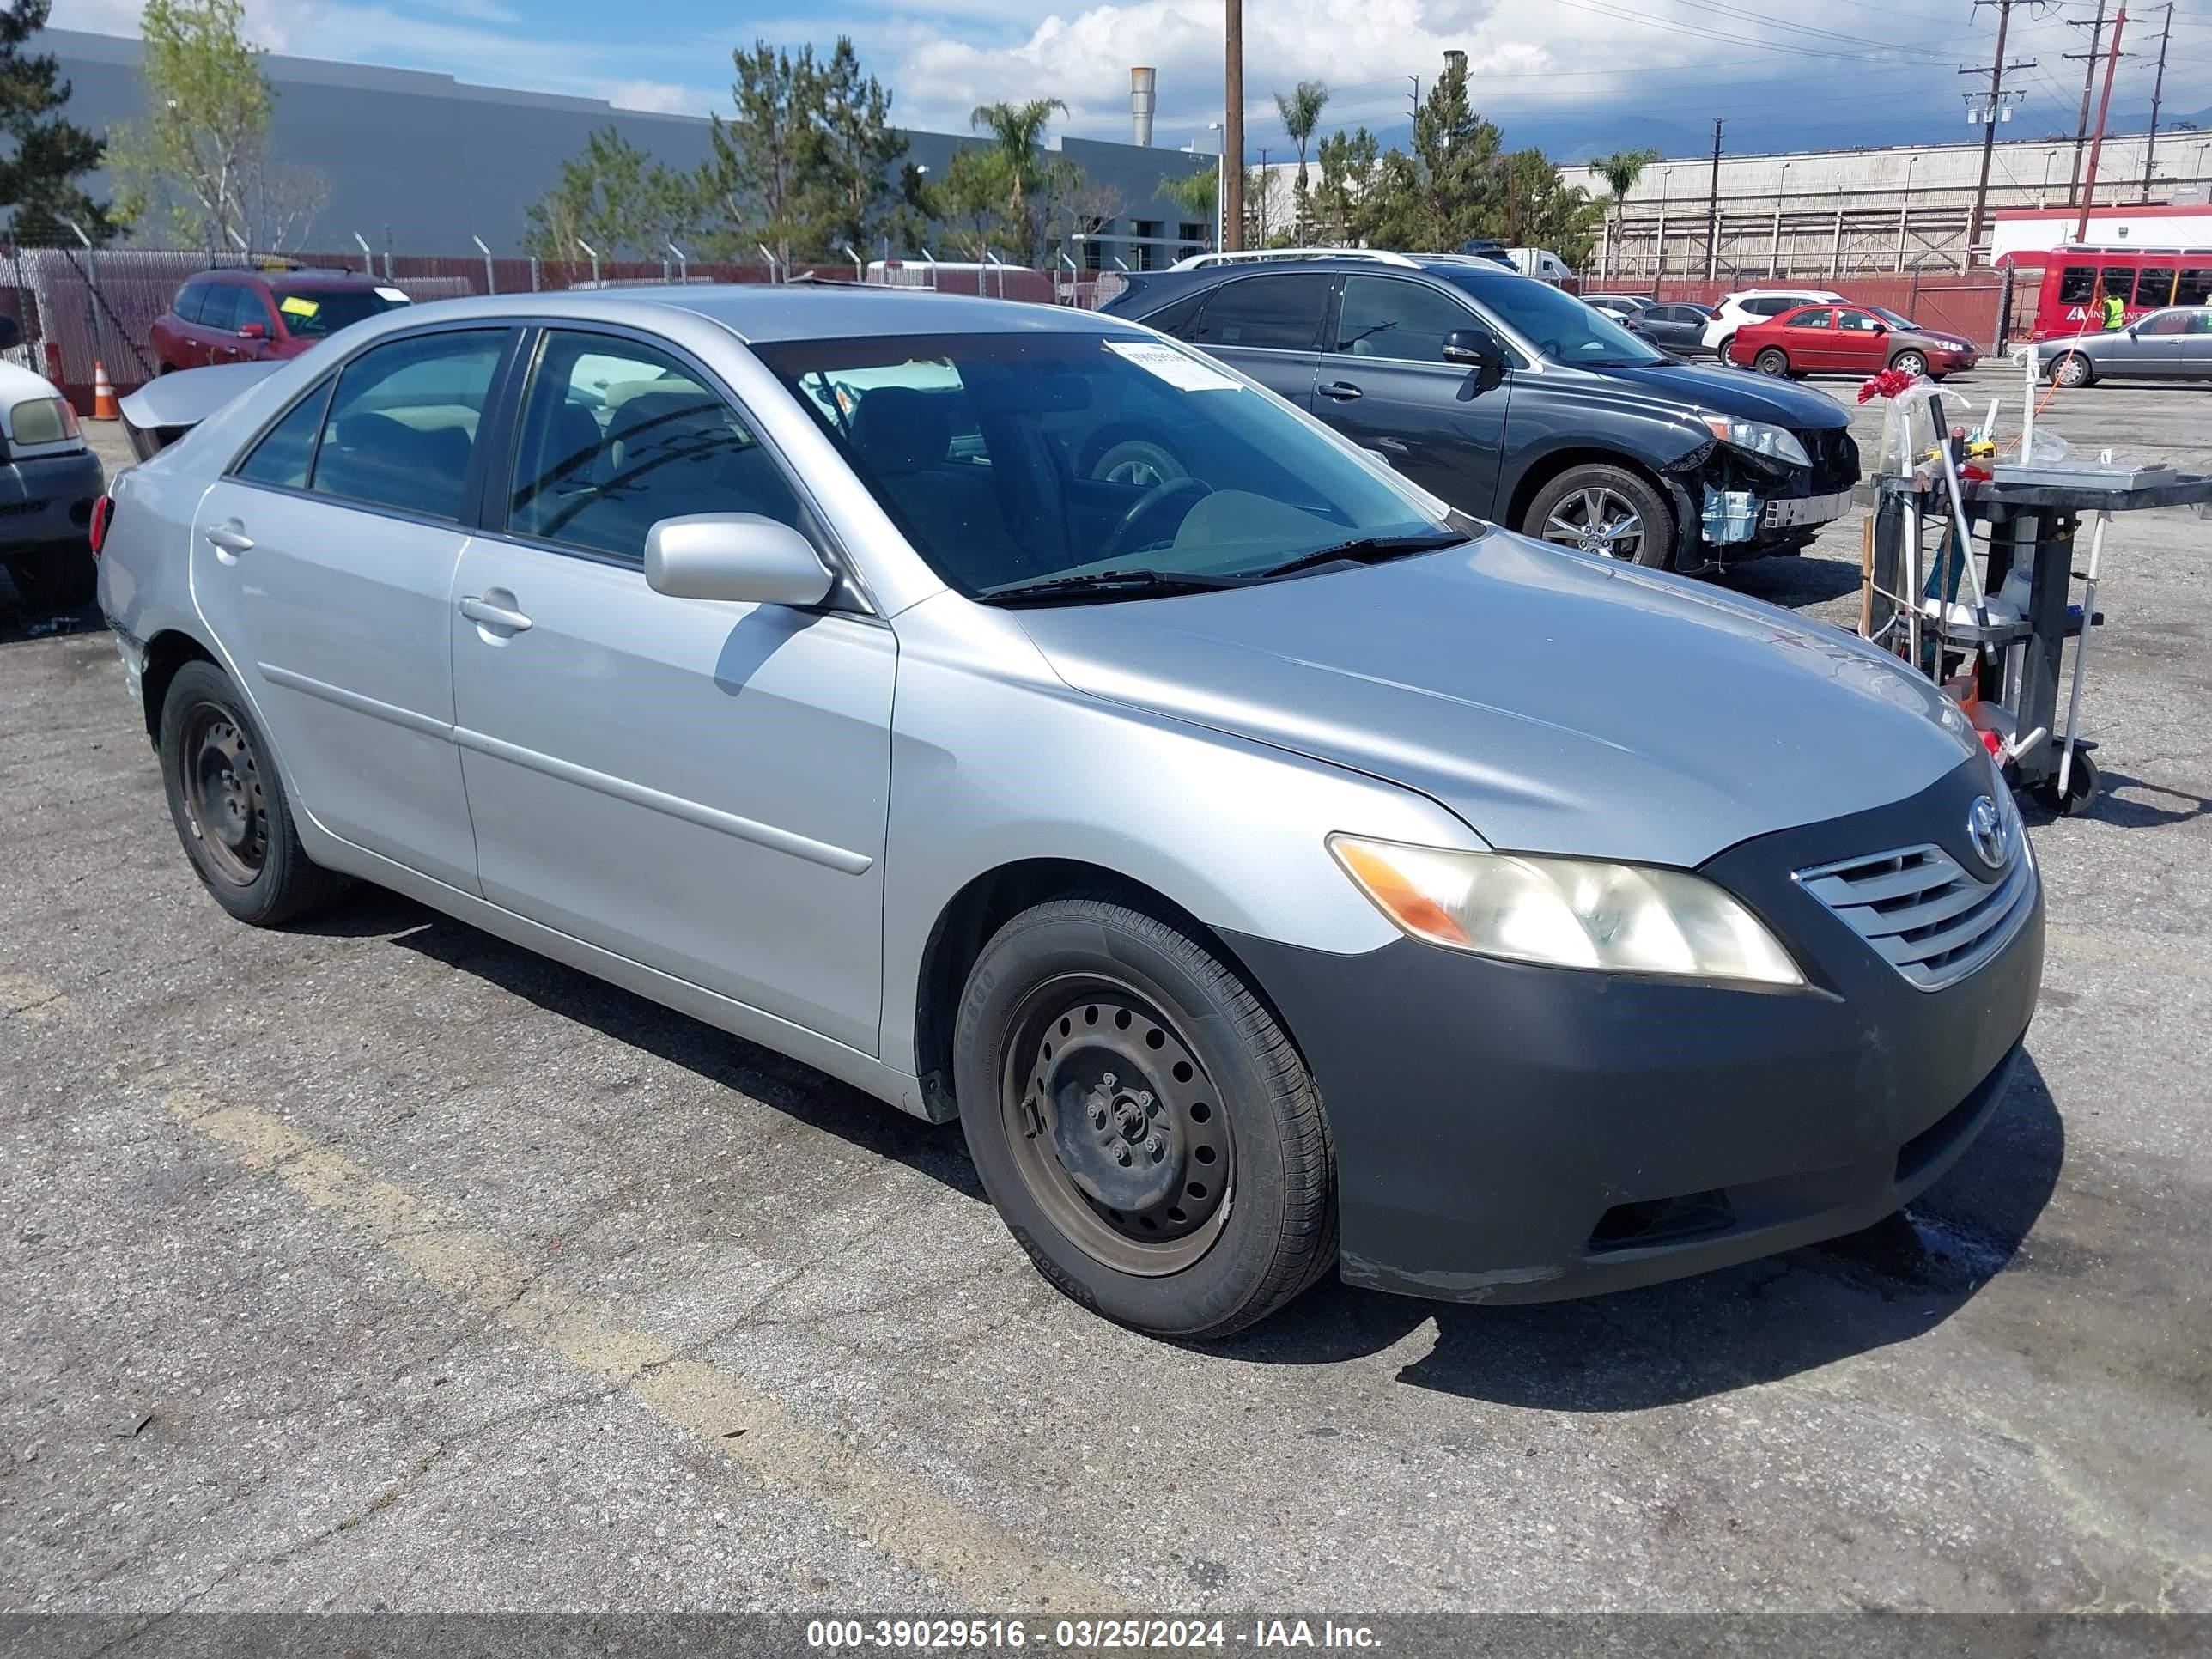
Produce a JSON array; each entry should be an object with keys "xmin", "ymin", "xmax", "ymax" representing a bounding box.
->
[
  {"xmin": 1801, "ymin": 428, "xmax": 1861, "ymax": 496},
  {"xmin": 1796, "ymin": 842, "xmax": 2034, "ymax": 992}
]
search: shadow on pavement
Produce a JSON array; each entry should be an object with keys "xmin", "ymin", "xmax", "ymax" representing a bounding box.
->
[
  {"xmin": 1717, "ymin": 553, "xmax": 1864, "ymax": 610},
  {"xmin": 301, "ymin": 885, "xmax": 987, "ymax": 1204}
]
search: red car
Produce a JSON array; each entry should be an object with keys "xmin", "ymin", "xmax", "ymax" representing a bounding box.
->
[
  {"xmin": 150, "ymin": 267, "xmax": 412, "ymax": 374},
  {"xmin": 1726, "ymin": 303, "xmax": 1978, "ymax": 380}
]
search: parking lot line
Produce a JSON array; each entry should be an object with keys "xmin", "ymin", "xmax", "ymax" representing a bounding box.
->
[{"xmin": 161, "ymin": 1084, "xmax": 1124, "ymax": 1614}]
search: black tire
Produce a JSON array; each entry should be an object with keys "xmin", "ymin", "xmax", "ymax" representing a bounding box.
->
[
  {"xmin": 1523, "ymin": 462, "xmax": 1676, "ymax": 568},
  {"xmin": 2051, "ymin": 351, "xmax": 2094, "ymax": 388},
  {"xmin": 158, "ymin": 659, "xmax": 348, "ymax": 926},
  {"xmin": 1713, "ymin": 333, "xmax": 1735, "ymax": 364},
  {"xmin": 1753, "ymin": 347, "xmax": 1790, "ymax": 377},
  {"xmin": 1890, "ymin": 348, "xmax": 1930, "ymax": 378},
  {"xmin": 953, "ymin": 894, "xmax": 1336, "ymax": 1339},
  {"xmin": 5, "ymin": 546, "xmax": 97, "ymax": 611}
]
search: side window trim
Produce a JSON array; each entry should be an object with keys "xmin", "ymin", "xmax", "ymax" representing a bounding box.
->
[
  {"xmin": 226, "ymin": 372, "xmax": 338, "ymax": 485},
  {"xmin": 479, "ymin": 320, "xmax": 877, "ymax": 616}
]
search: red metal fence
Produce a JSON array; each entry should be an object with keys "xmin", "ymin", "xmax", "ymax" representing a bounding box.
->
[{"xmin": 0, "ymin": 244, "xmax": 1126, "ymax": 408}]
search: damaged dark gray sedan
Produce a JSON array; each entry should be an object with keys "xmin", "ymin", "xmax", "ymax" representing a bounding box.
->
[{"xmin": 1102, "ymin": 252, "xmax": 1860, "ymax": 571}]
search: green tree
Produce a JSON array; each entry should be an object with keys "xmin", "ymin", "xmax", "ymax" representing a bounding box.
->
[
  {"xmin": 699, "ymin": 40, "xmax": 827, "ymax": 268},
  {"xmin": 1589, "ymin": 146, "xmax": 1662, "ymax": 279},
  {"xmin": 1272, "ymin": 80, "xmax": 1328, "ymax": 240},
  {"xmin": 969, "ymin": 98, "xmax": 1066, "ymax": 264},
  {"xmin": 1158, "ymin": 164, "xmax": 1218, "ymax": 226},
  {"xmin": 0, "ymin": 2, "xmax": 113, "ymax": 243},
  {"xmin": 930, "ymin": 145, "xmax": 1006, "ymax": 260},
  {"xmin": 106, "ymin": 0, "xmax": 326, "ymax": 252},
  {"xmin": 1313, "ymin": 126, "xmax": 1378, "ymax": 246},
  {"xmin": 1500, "ymin": 149, "xmax": 1601, "ymax": 269},
  {"xmin": 523, "ymin": 125, "xmax": 699, "ymax": 261},
  {"xmin": 1369, "ymin": 57, "xmax": 1502, "ymax": 252},
  {"xmin": 814, "ymin": 38, "xmax": 908, "ymax": 260}
]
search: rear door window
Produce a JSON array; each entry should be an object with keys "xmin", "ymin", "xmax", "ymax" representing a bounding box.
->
[
  {"xmin": 1787, "ymin": 308, "xmax": 1835, "ymax": 330},
  {"xmin": 1191, "ymin": 275, "xmax": 1331, "ymax": 351},
  {"xmin": 198, "ymin": 284, "xmax": 241, "ymax": 331},
  {"xmin": 310, "ymin": 329, "xmax": 508, "ymax": 520}
]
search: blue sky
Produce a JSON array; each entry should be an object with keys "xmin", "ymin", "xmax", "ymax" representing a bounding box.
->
[{"xmin": 49, "ymin": 0, "xmax": 2212, "ymax": 167}]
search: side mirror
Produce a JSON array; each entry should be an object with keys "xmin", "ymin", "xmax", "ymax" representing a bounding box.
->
[
  {"xmin": 645, "ymin": 513, "xmax": 834, "ymax": 606},
  {"xmin": 0, "ymin": 314, "xmax": 21, "ymax": 352},
  {"xmin": 1869, "ymin": 320, "xmax": 1888, "ymax": 333},
  {"xmin": 238, "ymin": 321, "xmax": 268, "ymax": 341},
  {"xmin": 1441, "ymin": 327, "xmax": 1509, "ymax": 391}
]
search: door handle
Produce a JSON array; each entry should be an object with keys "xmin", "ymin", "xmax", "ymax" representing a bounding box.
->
[
  {"xmin": 1319, "ymin": 381, "xmax": 1364, "ymax": 401},
  {"xmin": 1374, "ymin": 436, "xmax": 1409, "ymax": 453},
  {"xmin": 204, "ymin": 524, "xmax": 254, "ymax": 555},
  {"xmin": 459, "ymin": 594, "xmax": 533, "ymax": 633}
]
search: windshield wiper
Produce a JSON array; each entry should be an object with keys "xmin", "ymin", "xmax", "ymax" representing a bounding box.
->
[
  {"xmin": 1255, "ymin": 531, "xmax": 1468, "ymax": 581},
  {"xmin": 980, "ymin": 568, "xmax": 1252, "ymax": 605}
]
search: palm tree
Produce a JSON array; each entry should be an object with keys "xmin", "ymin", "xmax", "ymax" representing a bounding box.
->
[
  {"xmin": 1589, "ymin": 147, "xmax": 1662, "ymax": 280},
  {"xmin": 970, "ymin": 98, "xmax": 1069, "ymax": 258},
  {"xmin": 1274, "ymin": 81, "xmax": 1329, "ymax": 240}
]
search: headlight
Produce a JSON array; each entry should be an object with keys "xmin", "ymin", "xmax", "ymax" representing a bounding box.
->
[
  {"xmin": 1329, "ymin": 835, "xmax": 1805, "ymax": 986},
  {"xmin": 1701, "ymin": 415, "xmax": 1811, "ymax": 469}
]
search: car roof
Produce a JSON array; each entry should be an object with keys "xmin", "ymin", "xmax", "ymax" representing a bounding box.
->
[{"xmin": 327, "ymin": 283, "xmax": 1157, "ymax": 344}]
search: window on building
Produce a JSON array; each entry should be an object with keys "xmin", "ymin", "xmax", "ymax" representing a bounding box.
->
[
  {"xmin": 1179, "ymin": 222, "xmax": 1204, "ymax": 242},
  {"xmin": 1082, "ymin": 240, "xmax": 1104, "ymax": 270},
  {"xmin": 2056, "ymin": 266, "xmax": 2097, "ymax": 305}
]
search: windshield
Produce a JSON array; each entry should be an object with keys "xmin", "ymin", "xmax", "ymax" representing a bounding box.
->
[
  {"xmin": 1436, "ymin": 271, "xmax": 1666, "ymax": 367},
  {"xmin": 753, "ymin": 331, "xmax": 1469, "ymax": 599},
  {"xmin": 272, "ymin": 286, "xmax": 410, "ymax": 338}
]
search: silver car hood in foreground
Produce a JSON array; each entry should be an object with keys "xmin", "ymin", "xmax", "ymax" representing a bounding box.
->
[{"xmin": 1013, "ymin": 532, "xmax": 1976, "ymax": 869}]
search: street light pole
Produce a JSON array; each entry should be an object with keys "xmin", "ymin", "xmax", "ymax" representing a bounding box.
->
[
  {"xmin": 1771, "ymin": 161, "xmax": 1789, "ymax": 277},
  {"xmin": 1223, "ymin": 0, "xmax": 1245, "ymax": 251},
  {"xmin": 1896, "ymin": 156, "xmax": 1917, "ymax": 271}
]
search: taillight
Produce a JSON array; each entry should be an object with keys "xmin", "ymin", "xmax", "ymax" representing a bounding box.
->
[
  {"xmin": 58, "ymin": 398, "xmax": 82, "ymax": 441},
  {"xmin": 88, "ymin": 495, "xmax": 114, "ymax": 556}
]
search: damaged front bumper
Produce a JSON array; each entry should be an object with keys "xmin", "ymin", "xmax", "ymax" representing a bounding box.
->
[{"xmin": 1662, "ymin": 429, "xmax": 1860, "ymax": 568}]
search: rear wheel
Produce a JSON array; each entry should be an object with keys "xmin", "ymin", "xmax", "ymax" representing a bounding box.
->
[
  {"xmin": 159, "ymin": 660, "xmax": 348, "ymax": 926},
  {"xmin": 1524, "ymin": 464, "xmax": 1675, "ymax": 568},
  {"xmin": 1753, "ymin": 348, "xmax": 1790, "ymax": 377},
  {"xmin": 4, "ymin": 545, "xmax": 96, "ymax": 612},
  {"xmin": 953, "ymin": 895, "xmax": 1336, "ymax": 1339},
  {"xmin": 2051, "ymin": 352, "xmax": 2094, "ymax": 388}
]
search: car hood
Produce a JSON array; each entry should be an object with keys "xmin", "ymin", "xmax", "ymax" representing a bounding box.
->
[
  {"xmin": 1577, "ymin": 361, "xmax": 1851, "ymax": 428},
  {"xmin": 1013, "ymin": 532, "xmax": 1978, "ymax": 869}
]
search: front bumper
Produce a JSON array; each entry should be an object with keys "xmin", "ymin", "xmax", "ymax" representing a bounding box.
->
[
  {"xmin": 0, "ymin": 448, "xmax": 104, "ymax": 556},
  {"xmin": 1226, "ymin": 757, "xmax": 2043, "ymax": 1305}
]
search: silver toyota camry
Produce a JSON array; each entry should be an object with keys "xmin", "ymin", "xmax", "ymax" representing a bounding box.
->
[{"xmin": 96, "ymin": 287, "xmax": 2043, "ymax": 1338}]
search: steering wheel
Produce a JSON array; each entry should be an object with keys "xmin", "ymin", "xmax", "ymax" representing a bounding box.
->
[{"xmin": 1100, "ymin": 477, "xmax": 1213, "ymax": 562}]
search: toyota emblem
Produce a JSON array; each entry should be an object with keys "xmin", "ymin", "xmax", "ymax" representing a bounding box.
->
[{"xmin": 1967, "ymin": 795, "xmax": 2008, "ymax": 870}]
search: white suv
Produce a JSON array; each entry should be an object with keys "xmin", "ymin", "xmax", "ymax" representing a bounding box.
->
[{"xmin": 1700, "ymin": 289, "xmax": 1847, "ymax": 360}]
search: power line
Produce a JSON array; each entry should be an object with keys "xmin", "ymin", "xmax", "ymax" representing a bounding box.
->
[
  {"xmin": 1965, "ymin": 0, "xmax": 2039, "ymax": 257},
  {"xmin": 2144, "ymin": 3, "xmax": 2176, "ymax": 196}
]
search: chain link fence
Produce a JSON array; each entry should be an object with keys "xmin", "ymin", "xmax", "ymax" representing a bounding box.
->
[{"xmin": 0, "ymin": 240, "xmax": 1127, "ymax": 408}]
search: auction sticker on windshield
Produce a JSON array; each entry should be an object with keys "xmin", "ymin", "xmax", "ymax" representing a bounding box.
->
[{"xmin": 1105, "ymin": 339, "xmax": 1239, "ymax": 392}]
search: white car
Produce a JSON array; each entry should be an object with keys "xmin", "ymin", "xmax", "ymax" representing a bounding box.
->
[
  {"xmin": 1700, "ymin": 289, "xmax": 1849, "ymax": 360},
  {"xmin": 0, "ymin": 350, "xmax": 106, "ymax": 611}
]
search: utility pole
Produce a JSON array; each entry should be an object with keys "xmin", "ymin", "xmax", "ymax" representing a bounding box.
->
[
  {"xmin": 2063, "ymin": 0, "xmax": 2111, "ymax": 205},
  {"xmin": 1705, "ymin": 118, "xmax": 1723, "ymax": 280},
  {"xmin": 2142, "ymin": 3, "xmax": 2174, "ymax": 199},
  {"xmin": 1223, "ymin": 0, "xmax": 1245, "ymax": 252},
  {"xmin": 1963, "ymin": 0, "xmax": 2034, "ymax": 264},
  {"xmin": 2075, "ymin": 8, "xmax": 2129, "ymax": 240}
]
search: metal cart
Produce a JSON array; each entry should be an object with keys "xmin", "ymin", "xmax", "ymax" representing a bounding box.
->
[{"xmin": 1864, "ymin": 470, "xmax": 2212, "ymax": 814}]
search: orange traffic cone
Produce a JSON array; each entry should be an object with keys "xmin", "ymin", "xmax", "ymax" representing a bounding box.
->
[{"xmin": 92, "ymin": 361, "xmax": 119, "ymax": 422}]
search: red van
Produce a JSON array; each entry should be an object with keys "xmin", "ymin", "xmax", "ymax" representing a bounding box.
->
[
  {"xmin": 2031, "ymin": 246, "xmax": 2212, "ymax": 341},
  {"xmin": 149, "ymin": 267, "xmax": 412, "ymax": 374}
]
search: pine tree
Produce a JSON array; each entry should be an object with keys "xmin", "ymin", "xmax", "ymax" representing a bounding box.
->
[{"xmin": 0, "ymin": 1, "xmax": 114, "ymax": 243}]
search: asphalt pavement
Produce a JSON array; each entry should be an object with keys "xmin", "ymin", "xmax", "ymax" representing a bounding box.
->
[{"xmin": 3, "ymin": 370, "xmax": 2208, "ymax": 1615}]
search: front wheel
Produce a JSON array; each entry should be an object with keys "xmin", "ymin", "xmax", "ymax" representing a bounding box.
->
[
  {"xmin": 953, "ymin": 895, "xmax": 1336, "ymax": 1339},
  {"xmin": 1753, "ymin": 348, "xmax": 1790, "ymax": 377},
  {"xmin": 159, "ymin": 659, "xmax": 349, "ymax": 926},
  {"xmin": 1524, "ymin": 463, "xmax": 1675, "ymax": 568},
  {"xmin": 1890, "ymin": 348, "xmax": 1930, "ymax": 378}
]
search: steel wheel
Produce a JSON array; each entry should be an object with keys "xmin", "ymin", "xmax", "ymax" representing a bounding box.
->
[
  {"xmin": 177, "ymin": 702, "xmax": 269, "ymax": 886},
  {"xmin": 1541, "ymin": 484, "xmax": 1649, "ymax": 562},
  {"xmin": 999, "ymin": 974, "xmax": 1233, "ymax": 1276},
  {"xmin": 1754, "ymin": 348, "xmax": 1790, "ymax": 377}
]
